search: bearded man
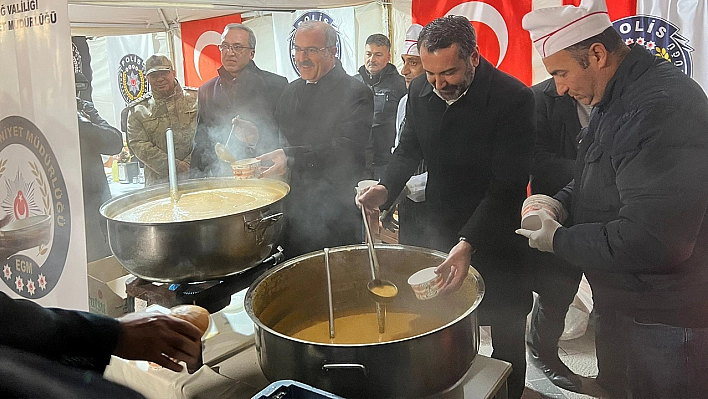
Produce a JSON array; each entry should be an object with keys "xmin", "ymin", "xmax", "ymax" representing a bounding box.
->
[{"xmin": 356, "ymin": 16, "xmax": 535, "ymax": 398}]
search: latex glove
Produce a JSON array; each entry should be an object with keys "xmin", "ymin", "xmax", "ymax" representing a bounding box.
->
[
  {"xmin": 257, "ymin": 148, "xmax": 287, "ymax": 177},
  {"xmin": 231, "ymin": 116, "xmax": 259, "ymax": 147},
  {"xmin": 356, "ymin": 184, "xmax": 388, "ymax": 218},
  {"xmin": 435, "ymin": 239, "xmax": 473, "ymax": 294},
  {"xmin": 516, "ymin": 210, "xmax": 562, "ymax": 253}
]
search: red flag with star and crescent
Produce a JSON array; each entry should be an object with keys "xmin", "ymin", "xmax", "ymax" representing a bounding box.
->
[
  {"xmin": 413, "ymin": 0, "xmax": 533, "ymax": 85},
  {"xmin": 181, "ymin": 14, "xmax": 242, "ymax": 87}
]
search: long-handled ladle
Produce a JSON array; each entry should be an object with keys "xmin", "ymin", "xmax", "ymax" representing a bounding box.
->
[
  {"xmin": 324, "ymin": 247, "xmax": 335, "ymax": 340},
  {"xmin": 360, "ymin": 207, "xmax": 398, "ymax": 334},
  {"xmin": 166, "ymin": 128, "xmax": 180, "ymax": 203}
]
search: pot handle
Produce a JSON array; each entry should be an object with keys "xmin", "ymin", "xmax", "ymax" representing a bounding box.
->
[
  {"xmin": 322, "ymin": 363, "xmax": 368, "ymax": 376},
  {"xmin": 245, "ymin": 212, "xmax": 284, "ymax": 244}
]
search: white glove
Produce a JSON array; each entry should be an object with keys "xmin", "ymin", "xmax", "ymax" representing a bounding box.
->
[{"xmin": 516, "ymin": 210, "xmax": 561, "ymax": 253}]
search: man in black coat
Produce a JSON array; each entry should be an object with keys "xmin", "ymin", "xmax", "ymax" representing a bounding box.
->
[
  {"xmin": 526, "ymin": 77, "xmax": 588, "ymax": 391},
  {"xmin": 258, "ymin": 21, "xmax": 373, "ymax": 259},
  {"xmin": 354, "ymin": 34, "xmax": 406, "ymax": 179},
  {"xmin": 0, "ymin": 290, "xmax": 202, "ymax": 398},
  {"xmin": 521, "ymin": 1, "xmax": 708, "ymax": 396},
  {"xmin": 0, "ymin": 225, "xmax": 202, "ymax": 397},
  {"xmin": 191, "ymin": 23, "xmax": 287, "ymax": 178},
  {"xmin": 357, "ymin": 16, "xmax": 534, "ymax": 398},
  {"xmin": 75, "ymin": 72, "xmax": 124, "ymax": 262}
]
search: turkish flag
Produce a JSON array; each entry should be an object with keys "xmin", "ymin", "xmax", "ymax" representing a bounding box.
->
[
  {"xmin": 181, "ymin": 14, "xmax": 242, "ymax": 87},
  {"xmin": 413, "ymin": 0, "xmax": 533, "ymax": 85}
]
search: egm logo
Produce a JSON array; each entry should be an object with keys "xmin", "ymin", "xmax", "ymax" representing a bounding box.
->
[
  {"xmin": 0, "ymin": 116, "xmax": 71, "ymax": 298},
  {"xmin": 118, "ymin": 54, "xmax": 148, "ymax": 103},
  {"xmin": 613, "ymin": 15, "xmax": 693, "ymax": 77},
  {"xmin": 288, "ymin": 11, "xmax": 342, "ymax": 77}
]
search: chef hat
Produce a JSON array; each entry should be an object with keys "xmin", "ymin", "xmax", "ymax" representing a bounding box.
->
[
  {"xmin": 401, "ymin": 24, "xmax": 423, "ymax": 57},
  {"xmin": 522, "ymin": 0, "xmax": 612, "ymax": 58}
]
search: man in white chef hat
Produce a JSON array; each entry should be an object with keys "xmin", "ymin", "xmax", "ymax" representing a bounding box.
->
[
  {"xmin": 381, "ymin": 24, "xmax": 428, "ymax": 244},
  {"xmin": 519, "ymin": 0, "xmax": 708, "ymax": 397}
]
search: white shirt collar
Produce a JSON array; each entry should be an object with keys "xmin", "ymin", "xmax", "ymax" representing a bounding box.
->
[{"xmin": 434, "ymin": 86, "xmax": 470, "ymax": 105}]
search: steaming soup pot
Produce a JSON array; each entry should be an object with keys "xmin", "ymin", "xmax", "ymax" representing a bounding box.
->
[
  {"xmin": 100, "ymin": 178, "xmax": 289, "ymax": 283},
  {"xmin": 245, "ymin": 244, "xmax": 485, "ymax": 398}
]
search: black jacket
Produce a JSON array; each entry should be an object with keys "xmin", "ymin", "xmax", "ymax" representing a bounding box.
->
[
  {"xmin": 554, "ymin": 45, "xmax": 708, "ymax": 326},
  {"xmin": 0, "ymin": 292, "xmax": 120, "ymax": 373},
  {"xmin": 380, "ymin": 56, "xmax": 534, "ymax": 258},
  {"xmin": 191, "ymin": 62, "xmax": 287, "ymax": 177},
  {"xmin": 355, "ymin": 63, "xmax": 406, "ymax": 165},
  {"xmin": 276, "ymin": 60, "xmax": 373, "ymax": 257},
  {"xmin": 530, "ymin": 78, "xmax": 581, "ymax": 196},
  {"xmin": 76, "ymin": 98, "xmax": 123, "ymax": 261}
]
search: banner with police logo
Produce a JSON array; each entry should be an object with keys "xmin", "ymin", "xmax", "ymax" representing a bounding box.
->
[
  {"xmin": 272, "ymin": 7, "xmax": 356, "ymax": 81},
  {"xmin": 105, "ymin": 34, "xmax": 155, "ymax": 127},
  {"xmin": 0, "ymin": 0, "xmax": 89, "ymax": 309},
  {"xmin": 562, "ymin": 0, "xmax": 707, "ymax": 90}
]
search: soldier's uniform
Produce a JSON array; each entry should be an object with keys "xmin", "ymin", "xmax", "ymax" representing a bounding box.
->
[{"xmin": 126, "ymin": 54, "xmax": 198, "ymax": 186}]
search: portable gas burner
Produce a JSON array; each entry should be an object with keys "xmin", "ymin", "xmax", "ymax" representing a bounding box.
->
[{"xmin": 126, "ymin": 247, "xmax": 284, "ymax": 313}]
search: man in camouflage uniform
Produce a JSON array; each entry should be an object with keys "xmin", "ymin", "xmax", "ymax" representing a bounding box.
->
[{"xmin": 126, "ymin": 54, "xmax": 197, "ymax": 186}]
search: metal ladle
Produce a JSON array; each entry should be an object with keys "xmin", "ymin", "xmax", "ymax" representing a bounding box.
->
[
  {"xmin": 361, "ymin": 206, "xmax": 398, "ymax": 334},
  {"xmin": 324, "ymin": 247, "xmax": 335, "ymax": 340},
  {"xmin": 166, "ymin": 128, "xmax": 180, "ymax": 203},
  {"xmin": 361, "ymin": 207, "xmax": 398, "ymax": 300},
  {"xmin": 214, "ymin": 117, "xmax": 240, "ymax": 164}
]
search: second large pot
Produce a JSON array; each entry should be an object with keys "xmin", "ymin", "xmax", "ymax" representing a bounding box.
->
[
  {"xmin": 246, "ymin": 244, "xmax": 485, "ymax": 398},
  {"xmin": 100, "ymin": 178, "xmax": 289, "ymax": 282}
]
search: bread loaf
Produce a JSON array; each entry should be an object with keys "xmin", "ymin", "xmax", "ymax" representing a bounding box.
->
[{"xmin": 170, "ymin": 304, "xmax": 210, "ymax": 335}]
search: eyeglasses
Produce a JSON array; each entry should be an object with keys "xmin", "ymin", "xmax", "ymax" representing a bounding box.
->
[
  {"xmin": 290, "ymin": 46, "xmax": 329, "ymax": 57},
  {"xmin": 219, "ymin": 43, "xmax": 253, "ymax": 53}
]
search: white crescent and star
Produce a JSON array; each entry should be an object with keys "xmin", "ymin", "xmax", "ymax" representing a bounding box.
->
[
  {"xmin": 445, "ymin": 1, "xmax": 509, "ymax": 67},
  {"xmin": 194, "ymin": 30, "xmax": 222, "ymax": 80}
]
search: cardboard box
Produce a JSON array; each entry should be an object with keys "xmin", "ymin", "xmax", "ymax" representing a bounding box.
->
[{"xmin": 87, "ymin": 256, "xmax": 132, "ymax": 317}]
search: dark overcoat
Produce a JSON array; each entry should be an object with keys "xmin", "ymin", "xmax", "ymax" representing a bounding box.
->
[{"xmin": 276, "ymin": 61, "xmax": 373, "ymax": 258}]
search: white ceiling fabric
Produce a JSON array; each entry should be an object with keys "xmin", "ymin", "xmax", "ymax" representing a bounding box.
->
[{"xmin": 68, "ymin": 0, "xmax": 373, "ymax": 35}]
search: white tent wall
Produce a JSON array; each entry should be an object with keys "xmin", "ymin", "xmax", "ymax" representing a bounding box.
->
[{"xmin": 390, "ymin": 0, "xmax": 413, "ymax": 71}]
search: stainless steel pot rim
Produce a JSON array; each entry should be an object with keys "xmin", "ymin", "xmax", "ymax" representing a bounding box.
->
[
  {"xmin": 100, "ymin": 177, "xmax": 290, "ymax": 225},
  {"xmin": 245, "ymin": 244, "xmax": 486, "ymax": 347}
]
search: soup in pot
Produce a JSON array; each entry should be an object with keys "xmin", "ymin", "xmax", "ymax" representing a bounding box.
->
[
  {"xmin": 289, "ymin": 309, "xmax": 446, "ymax": 344},
  {"xmin": 114, "ymin": 186, "xmax": 285, "ymax": 223}
]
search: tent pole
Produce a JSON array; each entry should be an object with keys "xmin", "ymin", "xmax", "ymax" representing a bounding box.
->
[{"xmin": 383, "ymin": 1, "xmax": 393, "ymax": 45}]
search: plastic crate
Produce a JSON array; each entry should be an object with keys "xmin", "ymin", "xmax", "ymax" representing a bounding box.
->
[{"xmin": 252, "ymin": 380, "xmax": 342, "ymax": 399}]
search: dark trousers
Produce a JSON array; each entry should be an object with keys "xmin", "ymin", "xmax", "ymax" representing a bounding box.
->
[
  {"xmin": 527, "ymin": 251, "xmax": 583, "ymax": 357},
  {"xmin": 397, "ymin": 197, "xmax": 429, "ymax": 247},
  {"xmin": 594, "ymin": 307, "xmax": 708, "ymax": 398},
  {"xmin": 470, "ymin": 251, "xmax": 532, "ymax": 399}
]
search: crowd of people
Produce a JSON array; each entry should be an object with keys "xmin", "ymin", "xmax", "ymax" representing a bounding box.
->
[{"xmin": 4, "ymin": 0, "xmax": 708, "ymax": 397}]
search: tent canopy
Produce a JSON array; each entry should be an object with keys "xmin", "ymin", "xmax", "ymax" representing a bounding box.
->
[{"xmin": 68, "ymin": 0, "xmax": 372, "ymax": 35}]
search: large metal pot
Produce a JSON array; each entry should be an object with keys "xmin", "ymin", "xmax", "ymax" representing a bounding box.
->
[
  {"xmin": 245, "ymin": 244, "xmax": 485, "ymax": 398},
  {"xmin": 100, "ymin": 178, "xmax": 289, "ymax": 282}
]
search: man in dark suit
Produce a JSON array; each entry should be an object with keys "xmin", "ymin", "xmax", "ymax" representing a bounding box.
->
[
  {"xmin": 357, "ymin": 16, "xmax": 534, "ymax": 398},
  {"xmin": 257, "ymin": 21, "xmax": 373, "ymax": 259},
  {"xmin": 191, "ymin": 23, "xmax": 287, "ymax": 178}
]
